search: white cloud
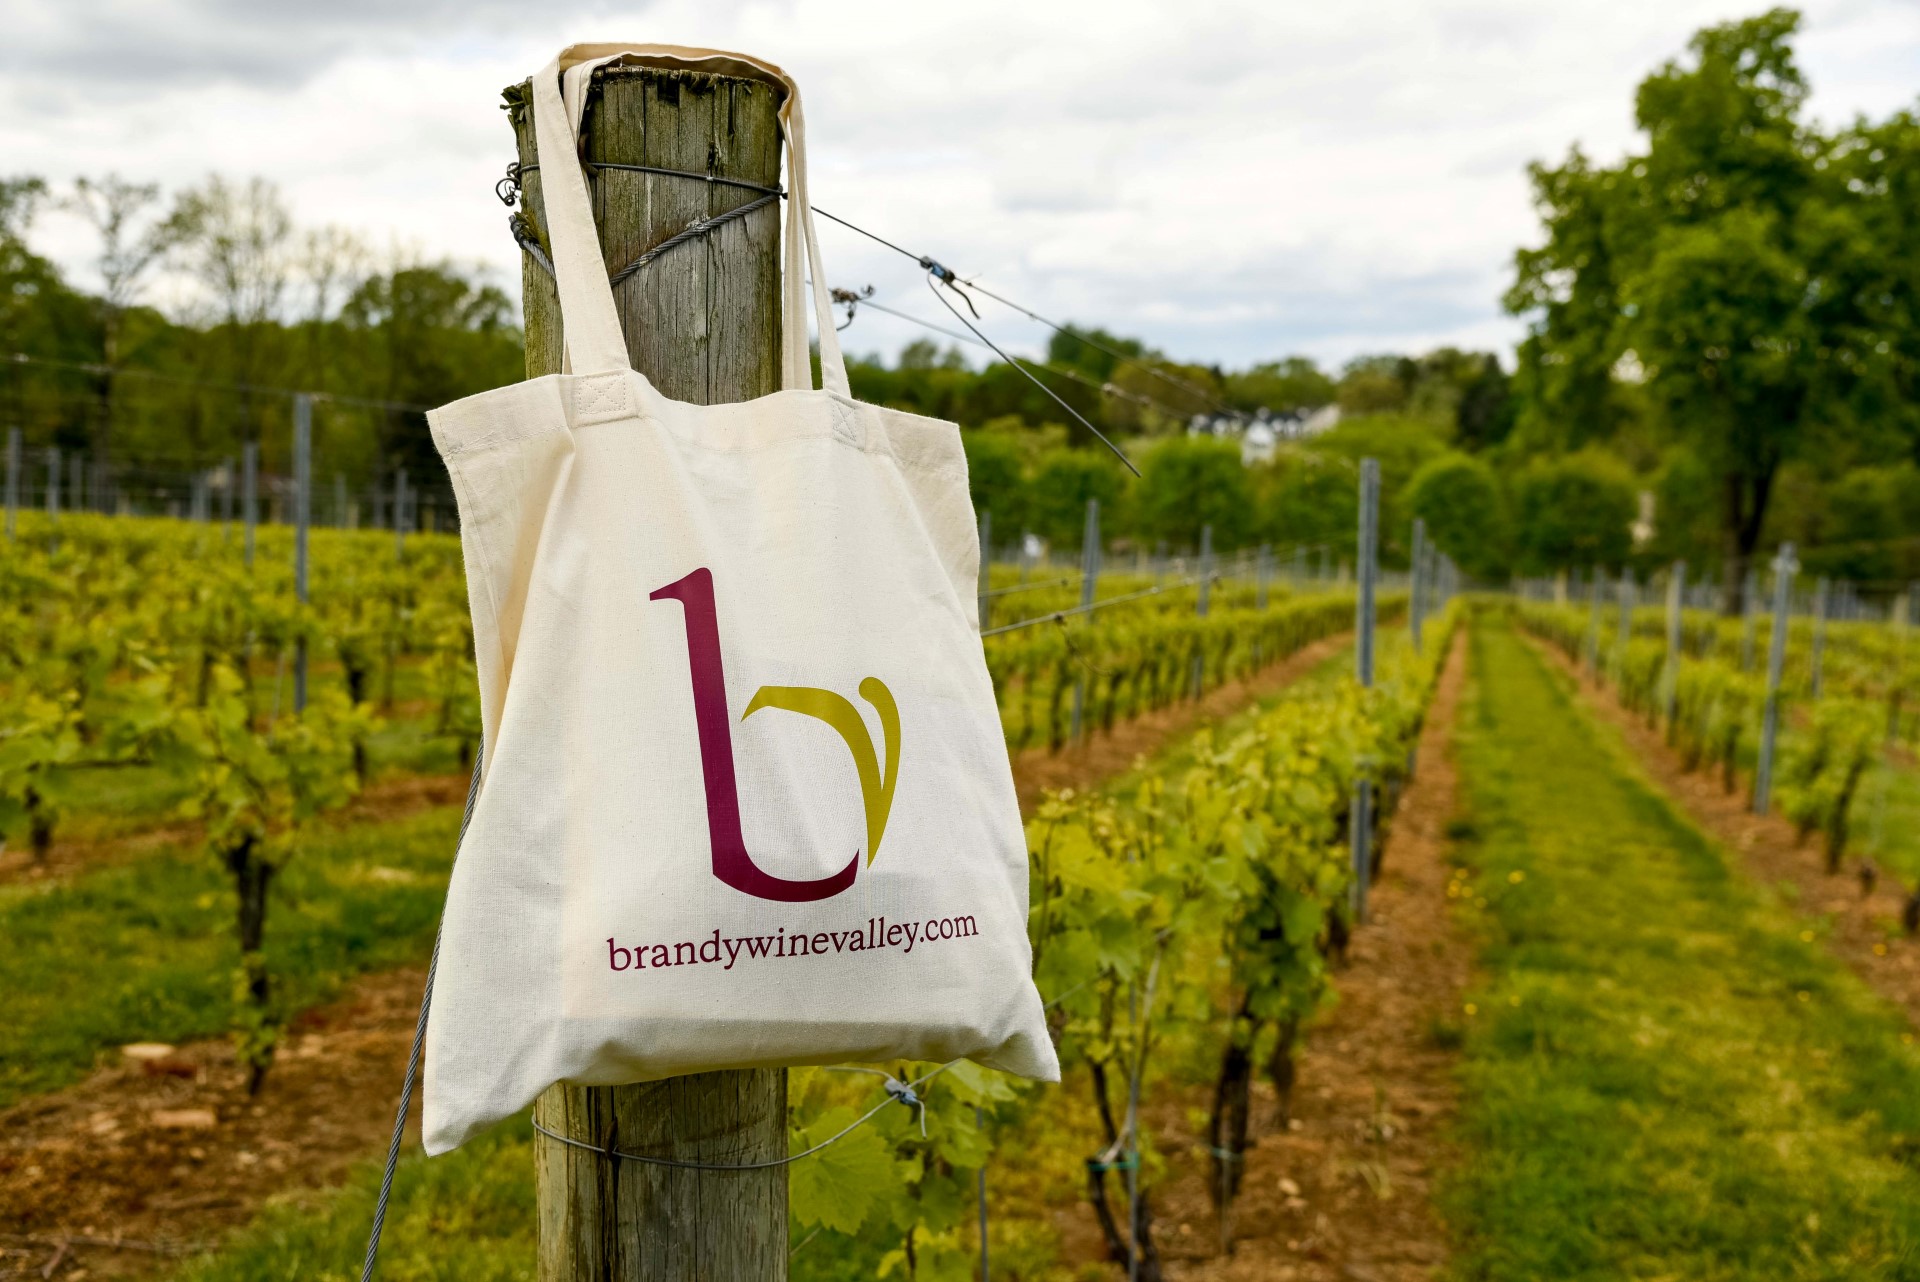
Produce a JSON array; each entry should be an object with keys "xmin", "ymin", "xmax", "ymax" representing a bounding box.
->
[{"xmin": 3, "ymin": 0, "xmax": 1914, "ymax": 372}]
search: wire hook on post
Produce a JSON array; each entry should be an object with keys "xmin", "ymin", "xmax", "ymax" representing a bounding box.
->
[{"xmin": 830, "ymin": 284, "xmax": 874, "ymax": 331}]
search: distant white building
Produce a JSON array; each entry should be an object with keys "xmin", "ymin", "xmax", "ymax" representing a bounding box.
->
[{"xmin": 1186, "ymin": 404, "xmax": 1342, "ymax": 464}]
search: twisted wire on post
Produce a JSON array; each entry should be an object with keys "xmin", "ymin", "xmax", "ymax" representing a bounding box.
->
[
  {"xmin": 359, "ymin": 746, "xmax": 484, "ymax": 1282},
  {"xmin": 530, "ymin": 1063, "xmax": 952, "ymax": 1171}
]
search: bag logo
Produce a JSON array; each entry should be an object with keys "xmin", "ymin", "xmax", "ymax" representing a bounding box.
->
[{"xmin": 651, "ymin": 567, "xmax": 900, "ymax": 903}]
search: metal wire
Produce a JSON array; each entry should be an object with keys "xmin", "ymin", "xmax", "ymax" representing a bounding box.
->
[
  {"xmin": 359, "ymin": 746, "xmax": 485, "ymax": 1282},
  {"xmin": 529, "ymin": 1063, "xmax": 953, "ymax": 1171},
  {"xmin": 981, "ymin": 575, "xmax": 1209, "ymax": 638}
]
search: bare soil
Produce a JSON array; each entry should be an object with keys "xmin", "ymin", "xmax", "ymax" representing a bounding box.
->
[
  {"xmin": 1533, "ymin": 638, "xmax": 1920, "ymax": 1030},
  {"xmin": 0, "ymin": 639, "xmax": 1357, "ymax": 1279},
  {"xmin": 1010, "ymin": 633, "xmax": 1351, "ymax": 813},
  {"xmin": 1046, "ymin": 633, "xmax": 1473, "ymax": 1281},
  {"xmin": 0, "ymin": 968, "xmax": 429, "ymax": 1280}
]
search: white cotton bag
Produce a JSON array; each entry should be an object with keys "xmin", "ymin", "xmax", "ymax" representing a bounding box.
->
[{"xmin": 420, "ymin": 44, "xmax": 1059, "ymax": 1155}]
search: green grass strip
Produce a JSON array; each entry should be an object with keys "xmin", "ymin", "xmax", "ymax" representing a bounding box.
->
[
  {"xmin": 171, "ymin": 1119, "xmax": 536, "ymax": 1282},
  {"xmin": 0, "ymin": 807, "xmax": 458, "ymax": 1108},
  {"xmin": 1443, "ymin": 618, "xmax": 1920, "ymax": 1281}
]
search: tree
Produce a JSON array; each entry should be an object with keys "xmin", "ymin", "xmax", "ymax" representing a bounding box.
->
[
  {"xmin": 1132, "ymin": 436, "xmax": 1250, "ymax": 550},
  {"xmin": 1026, "ymin": 447, "xmax": 1124, "ymax": 549},
  {"xmin": 294, "ymin": 224, "xmax": 369, "ymax": 388},
  {"xmin": 1454, "ymin": 354, "xmax": 1516, "ymax": 450},
  {"xmin": 1048, "ymin": 325, "xmax": 1145, "ymax": 381},
  {"xmin": 1306, "ymin": 414, "xmax": 1448, "ymax": 565},
  {"xmin": 167, "ymin": 176, "xmax": 294, "ymax": 444},
  {"xmin": 1225, "ymin": 357, "xmax": 1336, "ymax": 415},
  {"xmin": 1511, "ymin": 453, "xmax": 1637, "ymax": 574},
  {"xmin": 1506, "ymin": 9, "xmax": 1902, "ymax": 612},
  {"xmin": 1336, "ymin": 354, "xmax": 1414, "ymax": 415},
  {"xmin": 961, "ymin": 428, "xmax": 1028, "ymax": 538},
  {"xmin": 66, "ymin": 176, "xmax": 181, "ymax": 477},
  {"xmin": 1404, "ymin": 453, "xmax": 1508, "ymax": 581},
  {"xmin": 341, "ymin": 260, "xmax": 520, "ymax": 480},
  {"xmin": 1250, "ymin": 451, "xmax": 1356, "ymax": 559}
]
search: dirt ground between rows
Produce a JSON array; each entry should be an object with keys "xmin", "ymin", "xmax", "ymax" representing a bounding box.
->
[
  {"xmin": 1532, "ymin": 637, "xmax": 1920, "ymax": 1031},
  {"xmin": 0, "ymin": 968, "xmax": 429, "ymax": 1280},
  {"xmin": 1042, "ymin": 632, "xmax": 1472, "ymax": 1282},
  {"xmin": 0, "ymin": 636, "xmax": 1359, "ymax": 1280}
]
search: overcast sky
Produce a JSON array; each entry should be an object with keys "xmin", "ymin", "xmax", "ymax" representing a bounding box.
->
[{"xmin": 3, "ymin": 0, "xmax": 1916, "ymax": 373}]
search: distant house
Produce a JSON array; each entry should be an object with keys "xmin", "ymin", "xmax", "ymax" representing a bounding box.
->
[{"xmin": 1186, "ymin": 404, "xmax": 1342, "ymax": 464}]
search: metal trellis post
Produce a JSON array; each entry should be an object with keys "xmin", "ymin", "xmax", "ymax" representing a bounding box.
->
[
  {"xmin": 1756, "ymin": 544, "xmax": 1796, "ymax": 816},
  {"xmin": 1811, "ymin": 576, "xmax": 1830, "ymax": 699},
  {"xmin": 1190, "ymin": 523, "xmax": 1213, "ymax": 699},
  {"xmin": 1663, "ymin": 560, "xmax": 1685, "ymax": 728},
  {"xmin": 1352, "ymin": 458, "xmax": 1379, "ymax": 924},
  {"xmin": 1070, "ymin": 498, "xmax": 1100, "ymax": 742},
  {"xmin": 243, "ymin": 440, "xmax": 258, "ymax": 567},
  {"xmin": 4, "ymin": 427, "xmax": 17, "ymax": 539},
  {"xmin": 293, "ymin": 394, "xmax": 311, "ymax": 713},
  {"xmin": 1409, "ymin": 517, "xmax": 1426, "ymax": 654}
]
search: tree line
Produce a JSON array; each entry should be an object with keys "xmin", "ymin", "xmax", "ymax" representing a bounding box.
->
[
  {"xmin": 6, "ymin": 5, "xmax": 1910, "ymax": 598},
  {"xmin": 0, "ymin": 175, "xmax": 521, "ymax": 499}
]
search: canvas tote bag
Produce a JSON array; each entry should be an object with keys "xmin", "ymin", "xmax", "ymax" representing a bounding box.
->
[{"xmin": 421, "ymin": 45, "xmax": 1059, "ymax": 1156}]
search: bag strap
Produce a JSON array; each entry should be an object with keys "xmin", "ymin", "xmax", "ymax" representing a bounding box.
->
[
  {"xmin": 544, "ymin": 44, "xmax": 851, "ymax": 397},
  {"xmin": 531, "ymin": 57, "xmax": 631, "ymax": 377}
]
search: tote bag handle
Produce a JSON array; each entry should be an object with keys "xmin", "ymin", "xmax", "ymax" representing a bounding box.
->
[{"xmin": 533, "ymin": 47, "xmax": 852, "ymax": 397}]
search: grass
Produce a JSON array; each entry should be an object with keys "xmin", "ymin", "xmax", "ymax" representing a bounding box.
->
[
  {"xmin": 0, "ymin": 805, "xmax": 458, "ymax": 1108},
  {"xmin": 1853, "ymin": 753, "xmax": 1920, "ymax": 889},
  {"xmin": 143, "ymin": 627, "xmax": 1375, "ymax": 1279},
  {"xmin": 1442, "ymin": 618, "xmax": 1920, "ymax": 1280},
  {"xmin": 171, "ymin": 1117, "xmax": 537, "ymax": 1282}
]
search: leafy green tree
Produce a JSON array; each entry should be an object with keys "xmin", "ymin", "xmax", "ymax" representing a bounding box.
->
[
  {"xmin": 341, "ymin": 262, "xmax": 521, "ymax": 480},
  {"xmin": 1226, "ymin": 357, "xmax": 1336, "ymax": 415},
  {"xmin": 1047, "ymin": 325, "xmax": 1145, "ymax": 381},
  {"xmin": 1307, "ymin": 414, "xmax": 1448, "ymax": 565},
  {"xmin": 1132, "ymin": 436, "xmax": 1251, "ymax": 551},
  {"xmin": 1506, "ymin": 9, "xmax": 1910, "ymax": 611},
  {"xmin": 1027, "ymin": 447, "xmax": 1125, "ymax": 549},
  {"xmin": 1816, "ymin": 468, "xmax": 1902, "ymax": 584},
  {"xmin": 1336, "ymin": 355, "xmax": 1415, "ymax": 415},
  {"xmin": 961, "ymin": 429, "xmax": 1028, "ymax": 539},
  {"xmin": 1646, "ymin": 446, "xmax": 1720, "ymax": 572},
  {"xmin": 1512, "ymin": 453, "xmax": 1637, "ymax": 574},
  {"xmin": 1454, "ymin": 353, "xmax": 1516, "ymax": 450},
  {"xmin": 1250, "ymin": 452, "xmax": 1357, "ymax": 561},
  {"xmin": 1404, "ymin": 453, "xmax": 1508, "ymax": 581}
]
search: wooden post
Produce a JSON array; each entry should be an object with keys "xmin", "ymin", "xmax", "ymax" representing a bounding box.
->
[{"xmin": 510, "ymin": 59, "xmax": 789, "ymax": 1281}]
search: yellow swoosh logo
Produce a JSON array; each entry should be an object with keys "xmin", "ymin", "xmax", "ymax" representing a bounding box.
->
[{"xmin": 742, "ymin": 677, "xmax": 900, "ymax": 866}]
